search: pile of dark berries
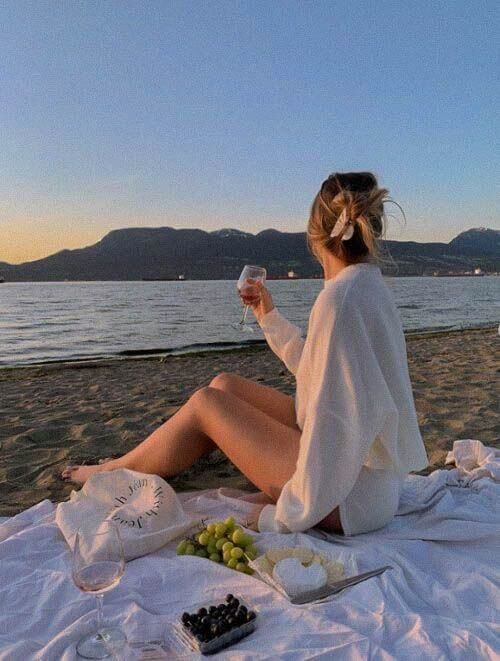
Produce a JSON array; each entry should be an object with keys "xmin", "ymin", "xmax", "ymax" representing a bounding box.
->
[{"xmin": 181, "ymin": 594, "xmax": 257, "ymax": 644}]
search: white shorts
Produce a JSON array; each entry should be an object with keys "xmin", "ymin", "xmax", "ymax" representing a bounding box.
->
[{"xmin": 339, "ymin": 466, "xmax": 404, "ymax": 536}]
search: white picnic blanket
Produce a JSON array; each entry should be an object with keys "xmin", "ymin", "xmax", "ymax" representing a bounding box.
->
[{"xmin": 0, "ymin": 439, "xmax": 498, "ymax": 660}]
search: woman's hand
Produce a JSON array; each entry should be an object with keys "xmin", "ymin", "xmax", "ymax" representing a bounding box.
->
[{"xmin": 239, "ymin": 280, "xmax": 274, "ymax": 323}]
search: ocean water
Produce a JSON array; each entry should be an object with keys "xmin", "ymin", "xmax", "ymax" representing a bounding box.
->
[{"xmin": 0, "ymin": 277, "xmax": 498, "ymax": 367}]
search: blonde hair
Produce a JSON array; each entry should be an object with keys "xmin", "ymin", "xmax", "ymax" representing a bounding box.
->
[{"xmin": 307, "ymin": 172, "xmax": 400, "ymax": 265}]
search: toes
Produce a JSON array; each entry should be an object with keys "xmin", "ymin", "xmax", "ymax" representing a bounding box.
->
[{"xmin": 61, "ymin": 466, "xmax": 78, "ymax": 480}]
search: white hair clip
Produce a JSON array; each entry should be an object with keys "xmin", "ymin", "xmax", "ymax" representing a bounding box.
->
[{"xmin": 330, "ymin": 208, "xmax": 355, "ymax": 241}]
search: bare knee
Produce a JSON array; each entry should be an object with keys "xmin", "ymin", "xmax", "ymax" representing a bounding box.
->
[
  {"xmin": 189, "ymin": 385, "xmax": 213, "ymax": 404},
  {"xmin": 189, "ymin": 385, "xmax": 221, "ymax": 413},
  {"xmin": 209, "ymin": 372, "xmax": 239, "ymax": 392},
  {"xmin": 188, "ymin": 386, "xmax": 224, "ymax": 438}
]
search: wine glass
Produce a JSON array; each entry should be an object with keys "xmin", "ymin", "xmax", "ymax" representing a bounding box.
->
[
  {"xmin": 72, "ymin": 521, "xmax": 126, "ymax": 659},
  {"xmin": 235, "ymin": 265, "xmax": 267, "ymax": 332}
]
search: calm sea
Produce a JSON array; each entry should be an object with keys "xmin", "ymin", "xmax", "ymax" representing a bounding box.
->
[{"xmin": 0, "ymin": 277, "xmax": 498, "ymax": 367}]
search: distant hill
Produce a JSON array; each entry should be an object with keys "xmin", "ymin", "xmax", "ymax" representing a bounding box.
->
[
  {"xmin": 447, "ymin": 227, "xmax": 500, "ymax": 255},
  {"xmin": 0, "ymin": 227, "xmax": 498, "ymax": 281}
]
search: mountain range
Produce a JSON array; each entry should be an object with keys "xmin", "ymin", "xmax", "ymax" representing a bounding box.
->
[{"xmin": 1, "ymin": 227, "xmax": 499, "ymax": 281}]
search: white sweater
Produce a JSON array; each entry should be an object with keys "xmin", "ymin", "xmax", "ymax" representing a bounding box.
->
[{"xmin": 257, "ymin": 262, "xmax": 428, "ymax": 533}]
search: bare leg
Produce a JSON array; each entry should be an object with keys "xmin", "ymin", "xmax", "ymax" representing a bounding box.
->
[
  {"xmin": 209, "ymin": 373, "xmax": 297, "ymax": 428},
  {"xmin": 63, "ymin": 386, "xmax": 299, "ymax": 499},
  {"xmin": 62, "ymin": 393, "xmax": 216, "ymax": 483},
  {"xmin": 62, "ymin": 383, "xmax": 342, "ymax": 532},
  {"xmin": 63, "ymin": 373, "xmax": 297, "ymax": 482}
]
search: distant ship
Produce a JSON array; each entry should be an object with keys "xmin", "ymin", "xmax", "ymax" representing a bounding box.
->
[
  {"xmin": 432, "ymin": 268, "xmax": 487, "ymax": 277},
  {"xmin": 142, "ymin": 275, "xmax": 186, "ymax": 281},
  {"xmin": 268, "ymin": 270, "xmax": 302, "ymax": 280}
]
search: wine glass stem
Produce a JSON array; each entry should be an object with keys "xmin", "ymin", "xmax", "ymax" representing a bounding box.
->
[
  {"xmin": 240, "ymin": 305, "xmax": 250, "ymax": 325},
  {"xmin": 95, "ymin": 593, "xmax": 104, "ymax": 634}
]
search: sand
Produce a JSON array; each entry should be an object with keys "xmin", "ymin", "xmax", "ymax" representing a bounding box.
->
[{"xmin": 0, "ymin": 327, "xmax": 498, "ymax": 516}]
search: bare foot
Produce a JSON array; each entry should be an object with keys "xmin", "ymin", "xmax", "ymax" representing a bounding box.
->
[{"xmin": 61, "ymin": 458, "xmax": 115, "ymax": 484}]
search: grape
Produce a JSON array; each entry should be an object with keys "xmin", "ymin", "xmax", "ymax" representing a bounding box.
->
[
  {"xmin": 176, "ymin": 540, "xmax": 188, "ymax": 555},
  {"xmin": 231, "ymin": 529, "xmax": 246, "ymax": 546},
  {"xmin": 240, "ymin": 534, "xmax": 253, "ymax": 548},
  {"xmin": 215, "ymin": 523, "xmax": 227, "ymax": 537},
  {"xmin": 224, "ymin": 516, "xmax": 235, "ymax": 529},
  {"xmin": 235, "ymin": 562, "xmax": 247, "ymax": 573},
  {"xmin": 198, "ymin": 532, "xmax": 210, "ymax": 546},
  {"xmin": 177, "ymin": 519, "xmax": 257, "ymax": 572}
]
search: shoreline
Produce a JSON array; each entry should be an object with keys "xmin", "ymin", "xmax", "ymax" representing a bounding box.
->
[
  {"xmin": 1, "ymin": 323, "xmax": 497, "ymax": 372},
  {"xmin": 1, "ymin": 274, "xmax": 499, "ymax": 282},
  {"xmin": 1, "ymin": 326, "xmax": 498, "ymax": 516}
]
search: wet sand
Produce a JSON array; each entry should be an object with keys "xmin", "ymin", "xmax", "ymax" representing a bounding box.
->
[{"xmin": 0, "ymin": 327, "xmax": 498, "ymax": 516}]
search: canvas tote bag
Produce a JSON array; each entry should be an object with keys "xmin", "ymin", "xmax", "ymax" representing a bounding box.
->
[{"xmin": 56, "ymin": 469, "xmax": 194, "ymax": 560}]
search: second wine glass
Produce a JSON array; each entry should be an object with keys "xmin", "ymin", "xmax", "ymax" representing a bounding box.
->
[
  {"xmin": 235, "ymin": 265, "xmax": 267, "ymax": 332},
  {"xmin": 72, "ymin": 521, "xmax": 126, "ymax": 659}
]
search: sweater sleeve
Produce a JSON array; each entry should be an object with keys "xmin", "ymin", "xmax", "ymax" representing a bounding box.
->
[
  {"xmin": 258, "ymin": 307, "xmax": 305, "ymax": 377},
  {"xmin": 258, "ymin": 289, "xmax": 394, "ymax": 533}
]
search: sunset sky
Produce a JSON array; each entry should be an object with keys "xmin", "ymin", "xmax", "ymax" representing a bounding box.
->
[{"xmin": 1, "ymin": 1, "xmax": 498, "ymax": 264}]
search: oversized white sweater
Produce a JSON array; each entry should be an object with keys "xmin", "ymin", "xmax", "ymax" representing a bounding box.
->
[{"xmin": 257, "ymin": 262, "xmax": 428, "ymax": 533}]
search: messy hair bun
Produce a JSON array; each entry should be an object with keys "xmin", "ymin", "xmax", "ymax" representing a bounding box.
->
[{"xmin": 307, "ymin": 172, "xmax": 393, "ymax": 264}]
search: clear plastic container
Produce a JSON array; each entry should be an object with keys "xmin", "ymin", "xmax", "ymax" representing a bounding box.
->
[
  {"xmin": 248, "ymin": 546, "xmax": 358, "ymax": 603},
  {"xmin": 168, "ymin": 594, "xmax": 258, "ymax": 656}
]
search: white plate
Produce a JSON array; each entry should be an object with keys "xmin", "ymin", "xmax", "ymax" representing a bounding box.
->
[{"xmin": 248, "ymin": 546, "xmax": 358, "ymax": 603}]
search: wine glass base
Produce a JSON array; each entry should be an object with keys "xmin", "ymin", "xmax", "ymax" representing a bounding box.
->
[
  {"xmin": 232, "ymin": 323, "xmax": 255, "ymax": 333},
  {"xmin": 76, "ymin": 627, "xmax": 127, "ymax": 659}
]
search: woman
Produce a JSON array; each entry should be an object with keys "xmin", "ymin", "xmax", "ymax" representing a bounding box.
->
[{"xmin": 63, "ymin": 172, "xmax": 428, "ymax": 535}]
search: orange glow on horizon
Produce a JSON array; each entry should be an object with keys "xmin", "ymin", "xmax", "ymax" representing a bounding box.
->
[{"xmin": 0, "ymin": 220, "xmax": 103, "ymax": 265}]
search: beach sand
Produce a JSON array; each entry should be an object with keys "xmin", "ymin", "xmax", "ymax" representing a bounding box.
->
[{"xmin": 1, "ymin": 327, "xmax": 498, "ymax": 516}]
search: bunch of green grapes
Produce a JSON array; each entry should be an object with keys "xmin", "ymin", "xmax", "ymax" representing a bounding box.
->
[{"xmin": 176, "ymin": 517, "xmax": 257, "ymax": 574}]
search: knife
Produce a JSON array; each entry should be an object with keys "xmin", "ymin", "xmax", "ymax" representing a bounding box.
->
[{"xmin": 289, "ymin": 565, "xmax": 393, "ymax": 605}]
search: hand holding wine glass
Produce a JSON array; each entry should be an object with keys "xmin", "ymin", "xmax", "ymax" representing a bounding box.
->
[
  {"xmin": 72, "ymin": 521, "xmax": 126, "ymax": 659},
  {"xmin": 239, "ymin": 280, "xmax": 274, "ymax": 323},
  {"xmin": 235, "ymin": 265, "xmax": 268, "ymax": 332}
]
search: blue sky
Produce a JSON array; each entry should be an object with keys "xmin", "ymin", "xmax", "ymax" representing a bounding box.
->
[{"xmin": 1, "ymin": 1, "xmax": 498, "ymax": 262}]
